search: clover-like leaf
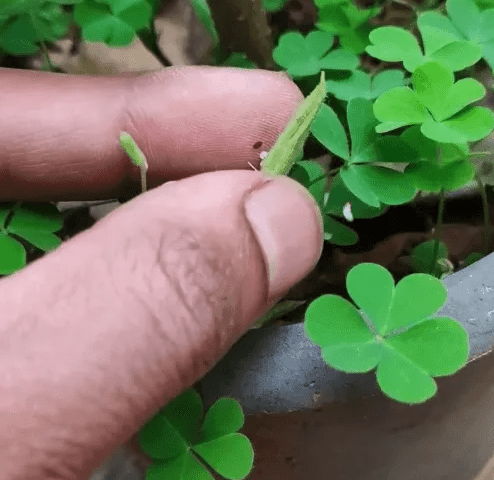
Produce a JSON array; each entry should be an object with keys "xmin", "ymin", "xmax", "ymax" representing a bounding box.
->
[
  {"xmin": 410, "ymin": 240, "xmax": 449, "ymax": 277},
  {"xmin": 405, "ymin": 159, "xmax": 474, "ymax": 192},
  {"xmin": 316, "ymin": 0, "xmax": 380, "ymax": 53},
  {"xmin": 273, "ymin": 29, "xmax": 358, "ymax": 78},
  {"xmin": 305, "ymin": 263, "xmax": 469, "ymax": 404},
  {"xmin": 312, "ymin": 99, "xmax": 418, "ymax": 207},
  {"xmin": 290, "ymin": 160, "xmax": 326, "ymax": 208},
  {"xmin": 323, "ymin": 215, "xmax": 359, "ymax": 245},
  {"xmin": 0, "ymin": 2, "xmax": 70, "ymax": 55},
  {"xmin": 325, "ymin": 174, "xmax": 387, "ymax": 220},
  {"xmin": 445, "ymin": 0, "xmax": 494, "ymax": 71},
  {"xmin": 139, "ymin": 390, "xmax": 253, "ymax": 480},
  {"xmin": 465, "ymin": 252, "xmax": 485, "ymax": 266},
  {"xmin": 366, "ymin": 15, "xmax": 482, "ymax": 72},
  {"xmin": 374, "ymin": 62, "xmax": 494, "ymax": 143},
  {"xmin": 325, "ymin": 69, "xmax": 406, "ymax": 101},
  {"xmin": 194, "ymin": 434, "xmax": 253, "ymax": 480},
  {"xmin": 0, "ymin": 233, "xmax": 26, "ymax": 275},
  {"xmin": 74, "ymin": 0, "xmax": 152, "ymax": 47},
  {"xmin": 6, "ymin": 203, "xmax": 63, "ymax": 252},
  {"xmin": 340, "ymin": 165, "xmax": 416, "ymax": 207}
]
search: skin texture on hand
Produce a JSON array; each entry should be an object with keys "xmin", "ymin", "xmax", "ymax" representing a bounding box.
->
[{"xmin": 0, "ymin": 66, "xmax": 323, "ymax": 479}]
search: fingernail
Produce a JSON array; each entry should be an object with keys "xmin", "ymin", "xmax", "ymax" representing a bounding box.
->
[{"xmin": 244, "ymin": 177, "xmax": 324, "ymax": 300}]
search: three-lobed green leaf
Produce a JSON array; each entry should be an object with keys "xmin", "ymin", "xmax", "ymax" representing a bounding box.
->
[
  {"xmin": 311, "ymin": 98, "xmax": 417, "ymax": 207},
  {"xmin": 273, "ymin": 30, "xmax": 358, "ymax": 78},
  {"xmin": 374, "ymin": 61, "xmax": 494, "ymax": 143},
  {"xmin": 74, "ymin": 0, "xmax": 152, "ymax": 47},
  {"xmin": 366, "ymin": 13, "xmax": 482, "ymax": 72},
  {"xmin": 0, "ymin": 202, "xmax": 63, "ymax": 275},
  {"xmin": 305, "ymin": 263, "xmax": 469, "ymax": 403},
  {"xmin": 139, "ymin": 390, "xmax": 254, "ymax": 480}
]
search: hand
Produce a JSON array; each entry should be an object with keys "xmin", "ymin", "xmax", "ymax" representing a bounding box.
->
[{"xmin": 0, "ymin": 66, "xmax": 323, "ymax": 479}]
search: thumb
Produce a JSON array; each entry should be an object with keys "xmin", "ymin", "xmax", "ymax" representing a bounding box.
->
[{"xmin": 0, "ymin": 169, "xmax": 323, "ymax": 479}]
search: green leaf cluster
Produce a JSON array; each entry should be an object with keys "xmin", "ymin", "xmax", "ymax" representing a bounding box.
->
[
  {"xmin": 139, "ymin": 390, "xmax": 254, "ymax": 480},
  {"xmin": 0, "ymin": 1, "xmax": 71, "ymax": 55},
  {"xmin": 74, "ymin": 0, "xmax": 153, "ymax": 47},
  {"xmin": 311, "ymin": 98, "xmax": 418, "ymax": 207},
  {"xmin": 421, "ymin": 0, "xmax": 494, "ymax": 71},
  {"xmin": 0, "ymin": 202, "xmax": 63, "ymax": 275},
  {"xmin": 273, "ymin": 30, "xmax": 358, "ymax": 78},
  {"xmin": 366, "ymin": 12, "xmax": 482, "ymax": 72},
  {"xmin": 305, "ymin": 263, "xmax": 469, "ymax": 404},
  {"xmin": 315, "ymin": 0, "xmax": 380, "ymax": 54},
  {"xmin": 374, "ymin": 61, "xmax": 494, "ymax": 143}
]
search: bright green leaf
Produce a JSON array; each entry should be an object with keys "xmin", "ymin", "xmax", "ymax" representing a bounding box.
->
[
  {"xmin": 201, "ymin": 398, "xmax": 244, "ymax": 441},
  {"xmin": 387, "ymin": 317, "xmax": 469, "ymax": 376},
  {"xmin": 0, "ymin": 233, "xmax": 25, "ymax": 275},
  {"xmin": 304, "ymin": 294, "xmax": 374, "ymax": 346},
  {"xmin": 194, "ymin": 434, "xmax": 254, "ymax": 480},
  {"xmin": 346, "ymin": 263, "xmax": 394, "ymax": 335},
  {"xmin": 311, "ymin": 103, "xmax": 349, "ymax": 160},
  {"xmin": 348, "ymin": 97, "xmax": 378, "ymax": 163},
  {"xmin": 374, "ymin": 87, "xmax": 431, "ymax": 132},
  {"xmin": 377, "ymin": 346, "xmax": 438, "ymax": 403},
  {"xmin": 386, "ymin": 274, "xmax": 447, "ymax": 333},
  {"xmin": 321, "ymin": 340, "xmax": 383, "ymax": 373}
]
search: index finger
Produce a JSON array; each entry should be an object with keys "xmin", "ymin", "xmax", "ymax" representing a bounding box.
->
[{"xmin": 0, "ymin": 66, "xmax": 302, "ymax": 201}]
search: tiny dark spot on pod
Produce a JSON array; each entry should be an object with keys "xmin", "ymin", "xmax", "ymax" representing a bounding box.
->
[{"xmin": 253, "ymin": 141, "xmax": 263, "ymax": 149}]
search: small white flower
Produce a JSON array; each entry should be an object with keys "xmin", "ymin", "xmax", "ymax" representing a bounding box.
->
[{"xmin": 343, "ymin": 202, "xmax": 354, "ymax": 222}]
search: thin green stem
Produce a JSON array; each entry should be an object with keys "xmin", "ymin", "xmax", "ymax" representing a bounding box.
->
[
  {"xmin": 430, "ymin": 189, "xmax": 445, "ymax": 276},
  {"xmin": 476, "ymin": 173, "xmax": 490, "ymax": 255}
]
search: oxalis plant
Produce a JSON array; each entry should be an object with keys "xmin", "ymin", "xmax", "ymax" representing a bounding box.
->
[{"xmin": 2, "ymin": 0, "xmax": 494, "ymax": 476}]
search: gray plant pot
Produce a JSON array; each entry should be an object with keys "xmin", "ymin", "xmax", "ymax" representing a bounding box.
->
[
  {"xmin": 197, "ymin": 253, "xmax": 494, "ymax": 480},
  {"xmin": 95, "ymin": 253, "xmax": 494, "ymax": 480}
]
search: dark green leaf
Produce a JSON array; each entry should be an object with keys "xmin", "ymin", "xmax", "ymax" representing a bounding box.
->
[
  {"xmin": 325, "ymin": 174, "xmax": 386, "ymax": 219},
  {"xmin": 464, "ymin": 251, "xmax": 484, "ymax": 265},
  {"xmin": 8, "ymin": 203, "xmax": 63, "ymax": 233},
  {"xmin": 0, "ymin": 233, "xmax": 25, "ymax": 275},
  {"xmin": 348, "ymin": 97, "xmax": 378, "ymax": 163},
  {"xmin": 323, "ymin": 215, "xmax": 359, "ymax": 245},
  {"xmin": 311, "ymin": 103, "xmax": 350, "ymax": 160},
  {"xmin": 410, "ymin": 239, "xmax": 449, "ymax": 275}
]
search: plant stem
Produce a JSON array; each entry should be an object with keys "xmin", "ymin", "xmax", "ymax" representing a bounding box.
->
[
  {"xmin": 430, "ymin": 189, "xmax": 445, "ymax": 276},
  {"xmin": 138, "ymin": 26, "xmax": 172, "ymax": 67},
  {"xmin": 476, "ymin": 173, "xmax": 490, "ymax": 255}
]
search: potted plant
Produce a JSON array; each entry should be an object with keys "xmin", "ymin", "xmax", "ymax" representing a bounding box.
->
[{"xmin": 1, "ymin": 0, "xmax": 494, "ymax": 478}]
